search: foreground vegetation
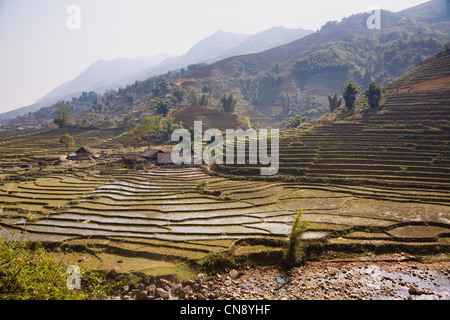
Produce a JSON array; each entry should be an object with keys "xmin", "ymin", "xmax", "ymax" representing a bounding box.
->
[{"xmin": 0, "ymin": 240, "xmax": 122, "ymax": 300}]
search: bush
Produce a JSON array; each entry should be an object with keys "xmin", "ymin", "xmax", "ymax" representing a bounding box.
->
[
  {"xmin": 0, "ymin": 241, "xmax": 78, "ymax": 300},
  {"xmin": 0, "ymin": 241, "xmax": 122, "ymax": 300},
  {"xmin": 364, "ymin": 81, "xmax": 383, "ymax": 108},
  {"xmin": 342, "ymin": 83, "xmax": 361, "ymax": 109},
  {"xmin": 199, "ymin": 250, "xmax": 236, "ymax": 273},
  {"xmin": 283, "ymin": 211, "xmax": 309, "ymax": 268}
]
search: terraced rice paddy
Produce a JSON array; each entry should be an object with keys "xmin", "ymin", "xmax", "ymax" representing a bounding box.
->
[{"xmin": 0, "ymin": 167, "xmax": 448, "ymax": 274}]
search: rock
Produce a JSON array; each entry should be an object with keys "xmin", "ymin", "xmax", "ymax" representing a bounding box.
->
[
  {"xmin": 109, "ymin": 267, "xmax": 118, "ymax": 276},
  {"xmin": 229, "ymin": 269, "xmax": 239, "ymax": 279},
  {"xmin": 196, "ymin": 293, "xmax": 206, "ymax": 300},
  {"xmin": 147, "ymin": 284, "xmax": 156, "ymax": 296},
  {"xmin": 156, "ymin": 288, "xmax": 170, "ymax": 300},
  {"xmin": 197, "ymin": 273, "xmax": 207, "ymax": 281},
  {"xmin": 160, "ymin": 279, "xmax": 172, "ymax": 288},
  {"xmin": 173, "ymin": 283, "xmax": 183, "ymax": 294},
  {"xmin": 208, "ymin": 292, "xmax": 217, "ymax": 300},
  {"xmin": 224, "ymin": 280, "xmax": 232, "ymax": 286},
  {"xmin": 131, "ymin": 289, "xmax": 140, "ymax": 296},
  {"xmin": 409, "ymin": 285, "xmax": 421, "ymax": 295},
  {"xmin": 121, "ymin": 285, "xmax": 129, "ymax": 293},
  {"xmin": 121, "ymin": 295, "xmax": 131, "ymax": 300},
  {"xmin": 136, "ymin": 291, "xmax": 148, "ymax": 300}
]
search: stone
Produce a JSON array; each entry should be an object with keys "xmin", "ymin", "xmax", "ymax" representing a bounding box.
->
[
  {"xmin": 229, "ymin": 269, "xmax": 239, "ymax": 279},
  {"xmin": 156, "ymin": 288, "xmax": 170, "ymax": 300},
  {"xmin": 160, "ymin": 279, "xmax": 172, "ymax": 288},
  {"xmin": 136, "ymin": 291, "xmax": 148, "ymax": 300},
  {"xmin": 109, "ymin": 267, "xmax": 118, "ymax": 276},
  {"xmin": 121, "ymin": 285, "xmax": 129, "ymax": 293},
  {"xmin": 196, "ymin": 293, "xmax": 206, "ymax": 300},
  {"xmin": 409, "ymin": 285, "xmax": 421, "ymax": 295},
  {"xmin": 173, "ymin": 283, "xmax": 183, "ymax": 294},
  {"xmin": 197, "ymin": 273, "xmax": 207, "ymax": 281},
  {"xmin": 147, "ymin": 284, "xmax": 156, "ymax": 295},
  {"xmin": 121, "ymin": 295, "xmax": 131, "ymax": 300},
  {"xmin": 131, "ymin": 289, "xmax": 140, "ymax": 296}
]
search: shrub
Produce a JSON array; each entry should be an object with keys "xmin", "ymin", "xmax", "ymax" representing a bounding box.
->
[
  {"xmin": 0, "ymin": 241, "xmax": 122, "ymax": 300},
  {"xmin": 364, "ymin": 81, "xmax": 383, "ymax": 108},
  {"xmin": 283, "ymin": 211, "xmax": 309, "ymax": 268},
  {"xmin": 342, "ymin": 83, "xmax": 361, "ymax": 109},
  {"xmin": 0, "ymin": 241, "xmax": 78, "ymax": 300}
]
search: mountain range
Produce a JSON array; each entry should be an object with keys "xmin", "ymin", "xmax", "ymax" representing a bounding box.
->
[
  {"xmin": 3, "ymin": 0, "xmax": 450, "ymax": 126},
  {"xmin": 0, "ymin": 26, "xmax": 313, "ymax": 123}
]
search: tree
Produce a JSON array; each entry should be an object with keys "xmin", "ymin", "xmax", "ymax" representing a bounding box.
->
[
  {"xmin": 219, "ymin": 93, "xmax": 237, "ymax": 113},
  {"xmin": 126, "ymin": 93, "xmax": 136, "ymax": 107},
  {"xmin": 327, "ymin": 92, "xmax": 343, "ymax": 112},
  {"xmin": 159, "ymin": 117, "xmax": 183, "ymax": 142},
  {"xmin": 342, "ymin": 83, "xmax": 361, "ymax": 109},
  {"xmin": 153, "ymin": 98, "xmax": 173, "ymax": 116},
  {"xmin": 364, "ymin": 81, "xmax": 383, "ymax": 108},
  {"xmin": 54, "ymin": 103, "xmax": 72, "ymax": 128},
  {"xmin": 132, "ymin": 116, "xmax": 161, "ymax": 146},
  {"xmin": 59, "ymin": 134, "xmax": 75, "ymax": 152},
  {"xmin": 171, "ymin": 86, "xmax": 187, "ymax": 107},
  {"xmin": 188, "ymin": 90, "xmax": 214, "ymax": 107},
  {"xmin": 123, "ymin": 112, "xmax": 137, "ymax": 130},
  {"xmin": 283, "ymin": 115, "xmax": 307, "ymax": 129}
]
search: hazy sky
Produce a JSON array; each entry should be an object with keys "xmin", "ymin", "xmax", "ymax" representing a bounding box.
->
[{"xmin": 0, "ymin": 0, "xmax": 428, "ymax": 113}]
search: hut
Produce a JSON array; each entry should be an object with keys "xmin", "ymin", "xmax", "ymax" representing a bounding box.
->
[
  {"xmin": 75, "ymin": 146, "xmax": 96, "ymax": 158},
  {"xmin": 139, "ymin": 148, "xmax": 165, "ymax": 162}
]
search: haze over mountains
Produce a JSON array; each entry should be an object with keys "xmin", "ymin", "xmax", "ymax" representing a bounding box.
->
[
  {"xmin": 2, "ymin": 0, "xmax": 449, "ymax": 125},
  {"xmin": 0, "ymin": 26, "xmax": 313, "ymax": 122}
]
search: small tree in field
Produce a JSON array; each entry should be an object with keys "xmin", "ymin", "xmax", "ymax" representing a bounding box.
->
[
  {"xmin": 59, "ymin": 133, "xmax": 75, "ymax": 153},
  {"xmin": 283, "ymin": 210, "xmax": 309, "ymax": 268},
  {"xmin": 342, "ymin": 83, "xmax": 361, "ymax": 109},
  {"xmin": 365, "ymin": 81, "xmax": 383, "ymax": 108}
]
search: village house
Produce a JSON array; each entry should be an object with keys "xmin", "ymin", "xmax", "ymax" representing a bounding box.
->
[
  {"xmin": 139, "ymin": 148, "xmax": 165, "ymax": 162},
  {"xmin": 75, "ymin": 146, "xmax": 96, "ymax": 158}
]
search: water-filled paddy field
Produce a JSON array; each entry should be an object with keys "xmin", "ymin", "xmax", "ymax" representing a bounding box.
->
[{"xmin": 0, "ymin": 167, "xmax": 449, "ymax": 275}]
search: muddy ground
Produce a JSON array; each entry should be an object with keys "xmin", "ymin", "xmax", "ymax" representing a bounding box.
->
[{"xmin": 109, "ymin": 257, "xmax": 450, "ymax": 301}]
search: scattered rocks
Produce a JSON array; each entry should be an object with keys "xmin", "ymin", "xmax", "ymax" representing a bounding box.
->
[{"xmin": 108, "ymin": 261, "xmax": 449, "ymax": 301}]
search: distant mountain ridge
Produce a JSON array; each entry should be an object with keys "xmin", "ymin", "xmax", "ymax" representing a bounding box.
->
[
  {"xmin": 130, "ymin": 27, "xmax": 314, "ymax": 84},
  {"xmin": 3, "ymin": 0, "xmax": 449, "ymax": 126},
  {"xmin": 0, "ymin": 26, "xmax": 313, "ymax": 123}
]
